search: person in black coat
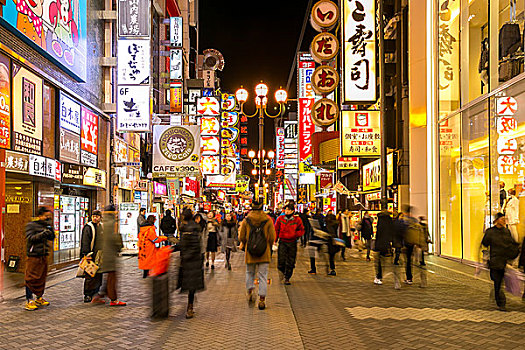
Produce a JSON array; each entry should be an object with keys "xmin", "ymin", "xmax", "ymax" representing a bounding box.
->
[
  {"xmin": 160, "ymin": 210, "xmax": 176, "ymax": 240},
  {"xmin": 359, "ymin": 212, "xmax": 373, "ymax": 261},
  {"xmin": 178, "ymin": 209, "xmax": 205, "ymax": 319},
  {"xmin": 80, "ymin": 210, "xmax": 103, "ymax": 302},
  {"xmin": 373, "ymin": 211, "xmax": 398, "ymax": 287},
  {"xmin": 298, "ymin": 210, "xmax": 312, "ymax": 247}
]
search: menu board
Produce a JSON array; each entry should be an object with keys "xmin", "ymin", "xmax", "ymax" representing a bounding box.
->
[
  {"xmin": 119, "ymin": 202, "xmax": 140, "ymax": 250},
  {"xmin": 60, "ymin": 196, "xmax": 76, "ymax": 249}
]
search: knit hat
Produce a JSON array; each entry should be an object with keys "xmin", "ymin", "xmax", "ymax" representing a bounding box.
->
[{"xmin": 494, "ymin": 212, "xmax": 505, "ymax": 223}]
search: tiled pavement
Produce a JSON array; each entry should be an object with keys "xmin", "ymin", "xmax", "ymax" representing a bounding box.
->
[{"xmin": 0, "ymin": 247, "xmax": 524, "ymax": 349}]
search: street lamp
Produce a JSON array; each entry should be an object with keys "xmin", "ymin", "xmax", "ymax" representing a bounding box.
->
[{"xmin": 248, "ymin": 149, "xmax": 275, "ymax": 201}]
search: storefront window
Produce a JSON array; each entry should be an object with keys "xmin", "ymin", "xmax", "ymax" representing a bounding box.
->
[{"xmin": 466, "ymin": 0, "xmax": 490, "ymax": 101}]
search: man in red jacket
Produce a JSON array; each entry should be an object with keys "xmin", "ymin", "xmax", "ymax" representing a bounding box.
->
[{"xmin": 275, "ymin": 203, "xmax": 305, "ymax": 285}]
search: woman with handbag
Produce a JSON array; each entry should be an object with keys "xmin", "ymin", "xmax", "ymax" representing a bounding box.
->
[
  {"xmin": 138, "ymin": 215, "xmax": 167, "ymax": 278},
  {"xmin": 220, "ymin": 212, "xmax": 238, "ymax": 270},
  {"xmin": 205, "ymin": 211, "xmax": 220, "ymax": 269}
]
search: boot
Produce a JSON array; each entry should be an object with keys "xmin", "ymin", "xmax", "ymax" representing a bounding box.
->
[
  {"xmin": 186, "ymin": 304, "xmax": 194, "ymax": 319},
  {"xmin": 258, "ymin": 297, "xmax": 266, "ymax": 310}
]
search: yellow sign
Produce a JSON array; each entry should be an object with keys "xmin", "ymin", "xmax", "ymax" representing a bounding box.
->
[
  {"xmin": 362, "ymin": 153, "xmax": 394, "ymax": 191},
  {"xmin": 83, "ymin": 167, "xmax": 107, "ymax": 188},
  {"xmin": 341, "ymin": 111, "xmax": 381, "ymax": 156}
]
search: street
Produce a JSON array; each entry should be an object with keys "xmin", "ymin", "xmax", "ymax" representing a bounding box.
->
[{"xmin": 1, "ymin": 248, "xmax": 524, "ymax": 350}]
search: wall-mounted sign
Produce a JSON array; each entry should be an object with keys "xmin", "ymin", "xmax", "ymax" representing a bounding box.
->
[
  {"xmin": 221, "ymin": 93, "xmax": 236, "ymax": 111},
  {"xmin": 298, "ymin": 52, "xmax": 315, "ymax": 99},
  {"xmin": 197, "ymin": 97, "xmax": 220, "ymax": 115},
  {"xmin": 5, "ymin": 151, "xmax": 29, "ymax": 173},
  {"xmin": 311, "ymin": 0, "xmax": 339, "ymax": 31},
  {"xmin": 29, "ymin": 155, "xmax": 55, "ymax": 180},
  {"xmin": 152, "ymin": 126, "xmax": 201, "ymax": 177},
  {"xmin": 0, "ymin": 53, "xmax": 11, "ymax": 149},
  {"xmin": 276, "ymin": 127, "xmax": 285, "ymax": 168},
  {"xmin": 310, "ymin": 32, "xmax": 339, "ymax": 63},
  {"xmin": 201, "ymin": 136, "xmax": 220, "ymax": 155},
  {"xmin": 153, "ymin": 181, "xmax": 167, "ymax": 196},
  {"xmin": 200, "ymin": 155, "xmax": 220, "ymax": 175},
  {"xmin": 222, "ymin": 112, "xmax": 239, "ymax": 127},
  {"xmin": 81, "ymin": 107, "xmax": 98, "ymax": 155},
  {"xmin": 201, "ymin": 117, "xmax": 220, "ymax": 135},
  {"xmin": 170, "ymin": 49, "xmax": 183, "ymax": 80},
  {"xmin": 203, "ymin": 70, "xmax": 215, "ymax": 89},
  {"xmin": 299, "ymin": 98, "xmax": 314, "ymax": 162},
  {"xmin": 83, "ymin": 167, "xmax": 106, "ymax": 188},
  {"xmin": 59, "ymin": 92, "xmax": 81, "ymax": 134},
  {"xmin": 59, "ymin": 128, "xmax": 80, "ymax": 164},
  {"xmin": 81, "ymin": 151, "xmax": 97, "ymax": 167},
  {"xmin": 118, "ymin": 40, "xmax": 150, "ymax": 85},
  {"xmin": 337, "ymin": 156, "xmax": 359, "ymax": 170},
  {"xmin": 342, "ymin": 0, "xmax": 376, "ymax": 102},
  {"xmin": 12, "ymin": 65, "xmax": 42, "ymax": 155},
  {"xmin": 362, "ymin": 153, "xmax": 394, "ymax": 191},
  {"xmin": 62, "ymin": 163, "xmax": 84, "ymax": 185},
  {"xmin": 118, "ymin": 0, "xmax": 150, "ymax": 37},
  {"xmin": 169, "ymin": 17, "xmax": 183, "ymax": 47},
  {"xmin": 170, "ymin": 82, "xmax": 183, "ymax": 113},
  {"xmin": 311, "ymin": 98, "xmax": 339, "ymax": 127},
  {"xmin": 114, "ymin": 138, "xmax": 129, "ymax": 163},
  {"xmin": 341, "ymin": 111, "xmax": 380, "ymax": 156},
  {"xmin": 188, "ymin": 89, "xmax": 201, "ymax": 102},
  {"xmin": 311, "ymin": 65, "xmax": 339, "ymax": 95},
  {"xmin": 117, "ymin": 85, "xmax": 150, "ymax": 132}
]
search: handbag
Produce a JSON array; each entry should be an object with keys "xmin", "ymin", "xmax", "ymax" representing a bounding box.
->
[{"xmin": 504, "ymin": 268, "xmax": 522, "ymax": 297}]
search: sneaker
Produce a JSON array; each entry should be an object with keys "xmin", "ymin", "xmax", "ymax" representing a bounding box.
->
[
  {"xmin": 258, "ymin": 298, "xmax": 266, "ymax": 310},
  {"xmin": 83, "ymin": 295, "xmax": 92, "ymax": 303},
  {"xmin": 327, "ymin": 270, "xmax": 337, "ymax": 276},
  {"xmin": 205, "ymin": 261, "xmax": 209, "ymax": 267},
  {"xmin": 404, "ymin": 279, "xmax": 413, "ymax": 285},
  {"xmin": 35, "ymin": 297, "xmax": 50, "ymax": 307},
  {"xmin": 284, "ymin": 279, "xmax": 291, "ymax": 285},
  {"xmin": 211, "ymin": 264, "xmax": 215, "ymax": 270},
  {"xmin": 247, "ymin": 289, "xmax": 255, "ymax": 303},
  {"xmin": 109, "ymin": 300, "xmax": 127, "ymax": 306},
  {"xmin": 24, "ymin": 300, "xmax": 38, "ymax": 311},
  {"xmin": 374, "ymin": 278, "xmax": 383, "ymax": 285},
  {"xmin": 228, "ymin": 264, "xmax": 232, "ymax": 271},
  {"xmin": 308, "ymin": 269, "xmax": 317, "ymax": 275},
  {"xmin": 91, "ymin": 295, "xmax": 106, "ymax": 305}
]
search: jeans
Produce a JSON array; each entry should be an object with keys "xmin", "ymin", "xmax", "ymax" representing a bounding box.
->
[
  {"xmin": 490, "ymin": 268, "xmax": 506, "ymax": 307},
  {"xmin": 365, "ymin": 239, "xmax": 372, "ymax": 259},
  {"xmin": 278, "ymin": 241, "xmax": 298, "ymax": 280},
  {"xmin": 246, "ymin": 263, "xmax": 269, "ymax": 297},
  {"xmin": 374, "ymin": 252, "xmax": 385, "ymax": 279},
  {"xmin": 405, "ymin": 245, "xmax": 414, "ymax": 280}
]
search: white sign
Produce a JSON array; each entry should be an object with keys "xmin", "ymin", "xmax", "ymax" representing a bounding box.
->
[
  {"xmin": 152, "ymin": 125, "xmax": 201, "ymax": 176},
  {"xmin": 117, "ymin": 85, "xmax": 151, "ymax": 132},
  {"xmin": 298, "ymin": 53, "xmax": 315, "ymax": 99},
  {"xmin": 170, "ymin": 17, "xmax": 183, "ymax": 47},
  {"xmin": 29, "ymin": 155, "xmax": 55, "ymax": 179},
  {"xmin": 118, "ymin": 39, "xmax": 151, "ymax": 85},
  {"xmin": 496, "ymin": 96, "xmax": 518, "ymax": 116},
  {"xmin": 59, "ymin": 93, "xmax": 81, "ymax": 134},
  {"xmin": 197, "ymin": 97, "xmax": 220, "ymax": 115},
  {"xmin": 170, "ymin": 49, "xmax": 183, "ymax": 80},
  {"xmin": 203, "ymin": 70, "xmax": 215, "ymax": 88},
  {"xmin": 81, "ymin": 150, "xmax": 97, "ymax": 167},
  {"xmin": 342, "ymin": 0, "xmax": 376, "ymax": 102}
]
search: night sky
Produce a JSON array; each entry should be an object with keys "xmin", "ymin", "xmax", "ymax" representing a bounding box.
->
[{"xmin": 199, "ymin": 0, "xmax": 318, "ymax": 151}]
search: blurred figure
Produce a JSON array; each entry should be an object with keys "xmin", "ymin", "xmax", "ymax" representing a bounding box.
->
[
  {"xmin": 298, "ymin": 209, "xmax": 312, "ymax": 248},
  {"xmin": 239, "ymin": 200, "xmax": 276, "ymax": 310},
  {"xmin": 400, "ymin": 205, "xmax": 418, "ymax": 285},
  {"xmin": 312, "ymin": 209, "xmax": 326, "ymax": 231},
  {"xmin": 160, "ymin": 209, "xmax": 176, "ymax": 242},
  {"xmin": 137, "ymin": 208, "xmax": 146, "ymax": 233},
  {"xmin": 307, "ymin": 217, "xmax": 335, "ymax": 275},
  {"xmin": 392, "ymin": 212, "xmax": 404, "ymax": 265},
  {"xmin": 418, "ymin": 216, "xmax": 432, "ymax": 266},
  {"xmin": 91, "ymin": 205, "xmax": 126, "ymax": 306},
  {"xmin": 482, "ymin": 212, "xmax": 520, "ymax": 311},
  {"xmin": 268, "ymin": 209, "xmax": 277, "ymax": 222},
  {"xmin": 205, "ymin": 211, "xmax": 220, "ymax": 269},
  {"xmin": 338, "ymin": 209, "xmax": 350, "ymax": 261},
  {"xmin": 504, "ymin": 189, "xmax": 519, "ymax": 243},
  {"xmin": 499, "ymin": 181, "xmax": 507, "ymax": 209},
  {"xmin": 80, "ymin": 210, "xmax": 102, "ymax": 303},
  {"xmin": 138, "ymin": 215, "xmax": 167, "ymax": 278},
  {"xmin": 221, "ymin": 212, "xmax": 238, "ymax": 270},
  {"xmin": 325, "ymin": 210, "xmax": 338, "ymax": 238},
  {"xmin": 373, "ymin": 211, "xmax": 399, "ymax": 288},
  {"xmin": 275, "ymin": 203, "xmax": 305, "ymax": 285},
  {"xmin": 359, "ymin": 212, "xmax": 373, "ymax": 261},
  {"xmin": 24, "ymin": 207, "xmax": 54, "ymax": 311},
  {"xmin": 178, "ymin": 208, "xmax": 205, "ymax": 319}
]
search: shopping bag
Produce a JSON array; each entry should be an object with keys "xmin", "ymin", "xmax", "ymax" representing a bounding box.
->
[
  {"xmin": 76, "ymin": 265, "xmax": 85, "ymax": 278},
  {"xmin": 79, "ymin": 256, "xmax": 99, "ymax": 277},
  {"xmin": 504, "ymin": 268, "xmax": 522, "ymax": 297}
]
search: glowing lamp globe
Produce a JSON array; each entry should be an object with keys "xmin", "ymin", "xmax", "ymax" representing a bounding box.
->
[
  {"xmin": 255, "ymin": 83, "xmax": 269, "ymax": 97},
  {"xmin": 275, "ymin": 89, "xmax": 288, "ymax": 103},
  {"xmin": 267, "ymin": 150, "xmax": 275, "ymax": 159},
  {"xmin": 248, "ymin": 150, "xmax": 256, "ymax": 158},
  {"xmin": 236, "ymin": 88, "xmax": 248, "ymax": 103},
  {"xmin": 251, "ymin": 169, "xmax": 257, "ymax": 176}
]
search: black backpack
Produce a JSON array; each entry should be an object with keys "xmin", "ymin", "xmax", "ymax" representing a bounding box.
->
[{"xmin": 246, "ymin": 218, "xmax": 268, "ymax": 257}]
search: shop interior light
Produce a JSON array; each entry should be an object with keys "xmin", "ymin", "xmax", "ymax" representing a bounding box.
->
[
  {"xmin": 265, "ymin": 169, "xmax": 271, "ymax": 175},
  {"xmin": 251, "ymin": 169, "xmax": 257, "ymax": 176}
]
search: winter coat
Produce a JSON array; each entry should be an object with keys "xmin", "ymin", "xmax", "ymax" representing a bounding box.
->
[
  {"xmin": 505, "ymin": 196, "xmax": 519, "ymax": 225},
  {"xmin": 26, "ymin": 220, "xmax": 55, "ymax": 257},
  {"xmin": 482, "ymin": 226, "xmax": 517, "ymax": 270},
  {"xmin": 137, "ymin": 214, "xmax": 146, "ymax": 233},
  {"xmin": 220, "ymin": 220, "xmax": 238, "ymax": 251},
  {"xmin": 160, "ymin": 215, "xmax": 176, "ymax": 236},
  {"xmin": 298, "ymin": 213, "xmax": 313, "ymax": 238},
  {"xmin": 373, "ymin": 211, "xmax": 393, "ymax": 253},
  {"xmin": 312, "ymin": 213, "xmax": 326, "ymax": 231},
  {"xmin": 275, "ymin": 215, "xmax": 305, "ymax": 242},
  {"xmin": 138, "ymin": 223, "xmax": 167, "ymax": 270},
  {"xmin": 238, "ymin": 210, "xmax": 276, "ymax": 264},
  {"xmin": 392, "ymin": 216, "xmax": 406, "ymax": 248},
  {"xmin": 98, "ymin": 214, "xmax": 123, "ymax": 273},
  {"xmin": 325, "ymin": 214, "xmax": 338, "ymax": 237},
  {"xmin": 80, "ymin": 222, "xmax": 101, "ymax": 258},
  {"xmin": 359, "ymin": 217, "xmax": 373, "ymax": 240},
  {"xmin": 178, "ymin": 220, "xmax": 205, "ymax": 292}
]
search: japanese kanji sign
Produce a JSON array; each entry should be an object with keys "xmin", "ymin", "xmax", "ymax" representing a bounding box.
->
[
  {"xmin": 338, "ymin": 156, "xmax": 359, "ymax": 170},
  {"xmin": 496, "ymin": 97, "xmax": 518, "ymax": 116},
  {"xmin": 170, "ymin": 82, "xmax": 183, "ymax": 113},
  {"xmin": 59, "ymin": 128, "xmax": 80, "ymax": 164},
  {"xmin": 170, "ymin": 49, "xmax": 183, "ymax": 80},
  {"xmin": 342, "ymin": 0, "xmax": 377, "ymax": 102},
  {"xmin": 118, "ymin": 40, "xmax": 151, "ymax": 85},
  {"xmin": 169, "ymin": 17, "xmax": 183, "ymax": 47},
  {"xmin": 311, "ymin": 98, "xmax": 339, "ymax": 127},
  {"xmin": 299, "ymin": 98, "xmax": 315, "ymax": 162},
  {"xmin": 496, "ymin": 96, "xmax": 518, "ymax": 175},
  {"xmin": 197, "ymin": 97, "xmax": 220, "ymax": 115},
  {"xmin": 437, "ymin": 0, "xmax": 459, "ymax": 107},
  {"xmin": 59, "ymin": 92, "xmax": 81, "ymax": 135},
  {"xmin": 311, "ymin": 0, "xmax": 339, "ymax": 30},
  {"xmin": 201, "ymin": 117, "xmax": 220, "ymax": 135},
  {"xmin": 0, "ymin": 53, "xmax": 11, "ymax": 149},
  {"xmin": 81, "ymin": 107, "xmax": 98, "ymax": 155},
  {"xmin": 312, "ymin": 65, "xmax": 339, "ymax": 95},
  {"xmin": 341, "ymin": 111, "xmax": 381, "ymax": 156},
  {"xmin": 118, "ymin": 0, "xmax": 150, "ymax": 37},
  {"xmin": 276, "ymin": 127, "xmax": 285, "ymax": 168},
  {"xmin": 117, "ymin": 85, "xmax": 151, "ymax": 132},
  {"xmin": 5, "ymin": 150, "xmax": 29, "ymax": 173},
  {"xmin": 310, "ymin": 32, "xmax": 339, "ymax": 63}
]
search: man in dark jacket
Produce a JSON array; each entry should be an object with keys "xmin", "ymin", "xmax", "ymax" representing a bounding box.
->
[
  {"xmin": 80, "ymin": 210, "xmax": 102, "ymax": 302},
  {"xmin": 373, "ymin": 211, "xmax": 398, "ymax": 288},
  {"xmin": 160, "ymin": 209, "xmax": 176, "ymax": 240},
  {"xmin": 24, "ymin": 207, "xmax": 55, "ymax": 311},
  {"xmin": 275, "ymin": 204, "xmax": 305, "ymax": 285},
  {"xmin": 359, "ymin": 212, "xmax": 373, "ymax": 261},
  {"xmin": 298, "ymin": 209, "xmax": 312, "ymax": 247},
  {"xmin": 482, "ymin": 212, "xmax": 518, "ymax": 311}
]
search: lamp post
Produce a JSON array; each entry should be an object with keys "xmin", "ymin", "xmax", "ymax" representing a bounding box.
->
[
  {"xmin": 248, "ymin": 149, "xmax": 275, "ymax": 201},
  {"xmin": 236, "ymin": 83, "xmax": 287, "ymax": 195}
]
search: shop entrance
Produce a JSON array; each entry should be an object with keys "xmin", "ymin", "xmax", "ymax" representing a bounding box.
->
[{"xmin": 55, "ymin": 195, "xmax": 89, "ymax": 264}]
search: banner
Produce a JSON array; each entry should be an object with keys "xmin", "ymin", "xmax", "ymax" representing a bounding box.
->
[
  {"xmin": 341, "ymin": 111, "xmax": 380, "ymax": 156},
  {"xmin": 152, "ymin": 125, "xmax": 201, "ymax": 177},
  {"xmin": 117, "ymin": 85, "xmax": 150, "ymax": 132},
  {"xmin": 119, "ymin": 0, "xmax": 151, "ymax": 37},
  {"xmin": 362, "ymin": 153, "xmax": 394, "ymax": 191},
  {"xmin": 0, "ymin": 53, "xmax": 11, "ymax": 149},
  {"xmin": 117, "ymin": 40, "xmax": 151, "ymax": 85}
]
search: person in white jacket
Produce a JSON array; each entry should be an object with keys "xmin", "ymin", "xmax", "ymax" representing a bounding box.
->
[{"xmin": 505, "ymin": 188, "xmax": 520, "ymax": 242}]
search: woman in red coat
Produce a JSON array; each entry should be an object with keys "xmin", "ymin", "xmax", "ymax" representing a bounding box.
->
[{"xmin": 138, "ymin": 215, "xmax": 167, "ymax": 278}]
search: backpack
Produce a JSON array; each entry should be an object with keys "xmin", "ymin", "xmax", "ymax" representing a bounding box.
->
[
  {"xmin": 405, "ymin": 221, "xmax": 425, "ymax": 247},
  {"xmin": 246, "ymin": 218, "xmax": 268, "ymax": 257}
]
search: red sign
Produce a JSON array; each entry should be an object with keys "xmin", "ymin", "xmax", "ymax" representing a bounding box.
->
[
  {"xmin": 319, "ymin": 172, "xmax": 333, "ymax": 189},
  {"xmin": 276, "ymin": 127, "xmax": 285, "ymax": 168},
  {"xmin": 55, "ymin": 160, "xmax": 61, "ymax": 182},
  {"xmin": 183, "ymin": 177, "xmax": 199, "ymax": 197},
  {"xmin": 81, "ymin": 107, "xmax": 98, "ymax": 154},
  {"xmin": 0, "ymin": 54, "xmax": 10, "ymax": 149},
  {"xmin": 299, "ymin": 98, "xmax": 315, "ymax": 161}
]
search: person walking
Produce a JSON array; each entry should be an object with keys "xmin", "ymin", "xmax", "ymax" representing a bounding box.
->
[
  {"xmin": 238, "ymin": 200, "xmax": 276, "ymax": 310},
  {"xmin": 160, "ymin": 209, "xmax": 177, "ymax": 243},
  {"xmin": 298, "ymin": 209, "xmax": 312, "ymax": 248},
  {"xmin": 205, "ymin": 211, "xmax": 220, "ymax": 269},
  {"xmin": 91, "ymin": 205, "xmax": 126, "ymax": 306},
  {"xmin": 373, "ymin": 211, "xmax": 398, "ymax": 288},
  {"xmin": 80, "ymin": 210, "xmax": 102, "ymax": 302},
  {"xmin": 307, "ymin": 217, "xmax": 337, "ymax": 276},
  {"xmin": 504, "ymin": 189, "xmax": 519, "ymax": 243},
  {"xmin": 392, "ymin": 212, "xmax": 404, "ymax": 265},
  {"xmin": 275, "ymin": 203, "xmax": 305, "ymax": 285},
  {"xmin": 482, "ymin": 212, "xmax": 520, "ymax": 311},
  {"xmin": 138, "ymin": 215, "xmax": 167, "ymax": 278},
  {"xmin": 339, "ymin": 209, "xmax": 350, "ymax": 261},
  {"xmin": 178, "ymin": 209, "xmax": 205, "ymax": 318},
  {"xmin": 312, "ymin": 210, "xmax": 326, "ymax": 231},
  {"xmin": 359, "ymin": 212, "xmax": 373, "ymax": 261},
  {"xmin": 24, "ymin": 207, "xmax": 55, "ymax": 311},
  {"xmin": 400, "ymin": 205, "xmax": 419, "ymax": 285},
  {"xmin": 137, "ymin": 208, "xmax": 147, "ymax": 233},
  {"xmin": 220, "ymin": 212, "xmax": 238, "ymax": 270}
]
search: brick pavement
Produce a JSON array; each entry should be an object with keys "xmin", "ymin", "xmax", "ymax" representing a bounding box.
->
[{"xmin": 1, "ymin": 247, "xmax": 525, "ymax": 349}]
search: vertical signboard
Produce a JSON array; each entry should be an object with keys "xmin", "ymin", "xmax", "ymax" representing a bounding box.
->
[
  {"xmin": 276, "ymin": 127, "xmax": 285, "ymax": 168},
  {"xmin": 342, "ymin": 0, "xmax": 376, "ymax": 102},
  {"xmin": 81, "ymin": 107, "xmax": 98, "ymax": 167},
  {"xmin": 0, "ymin": 54, "xmax": 11, "ymax": 149},
  {"xmin": 59, "ymin": 92, "xmax": 81, "ymax": 134},
  {"xmin": 12, "ymin": 64, "xmax": 43, "ymax": 155},
  {"xmin": 118, "ymin": 0, "xmax": 150, "ymax": 37},
  {"xmin": 298, "ymin": 53, "xmax": 315, "ymax": 99},
  {"xmin": 117, "ymin": 85, "xmax": 151, "ymax": 132},
  {"xmin": 170, "ymin": 17, "xmax": 183, "ymax": 47},
  {"xmin": 170, "ymin": 82, "xmax": 183, "ymax": 113},
  {"xmin": 341, "ymin": 111, "xmax": 381, "ymax": 156},
  {"xmin": 117, "ymin": 40, "xmax": 151, "ymax": 85},
  {"xmin": 170, "ymin": 49, "xmax": 183, "ymax": 80},
  {"xmin": 284, "ymin": 121, "xmax": 299, "ymax": 201}
]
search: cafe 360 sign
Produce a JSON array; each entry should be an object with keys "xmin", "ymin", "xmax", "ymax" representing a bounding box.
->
[
  {"xmin": 159, "ymin": 127, "xmax": 195, "ymax": 161},
  {"xmin": 153, "ymin": 125, "xmax": 201, "ymax": 177}
]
